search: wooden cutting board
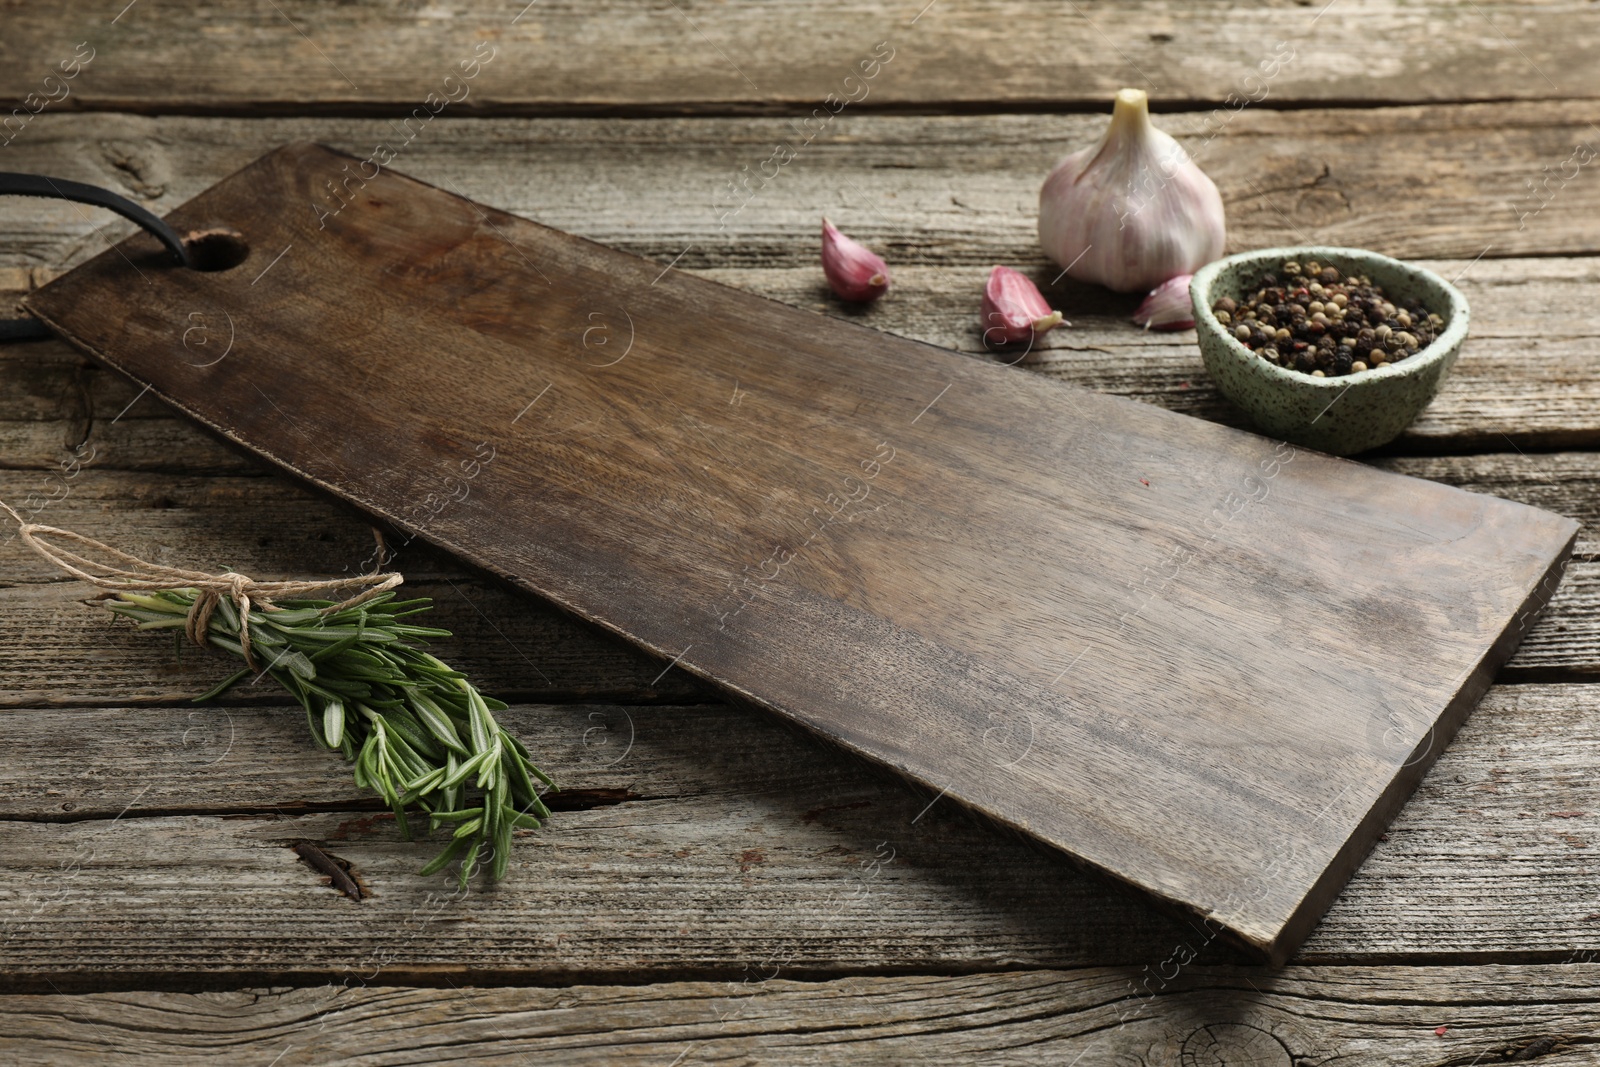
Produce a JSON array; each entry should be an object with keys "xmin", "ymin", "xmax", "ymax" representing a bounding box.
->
[{"xmin": 26, "ymin": 143, "xmax": 1577, "ymax": 965}]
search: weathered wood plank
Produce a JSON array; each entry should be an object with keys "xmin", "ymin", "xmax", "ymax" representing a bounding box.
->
[
  {"xmin": 23, "ymin": 360, "xmax": 1596, "ymax": 521},
  {"xmin": 1, "ymin": 107, "xmax": 1597, "ymax": 272},
  {"xmin": 1371, "ymin": 452, "xmax": 1600, "ymax": 558},
  {"xmin": 0, "ymin": 576, "xmax": 713, "ymax": 705},
  {"xmin": 0, "ymin": 1, "xmax": 1595, "ymax": 114},
  {"xmin": 1515, "ymin": 561, "xmax": 1600, "ymax": 678},
  {"xmin": 1, "ymin": 684, "xmax": 1598, "ymax": 983},
  {"xmin": 5, "ymin": 550, "xmax": 1597, "ymax": 701},
  {"xmin": 0, "ymin": 966, "xmax": 1594, "ymax": 1066},
  {"xmin": 43, "ymin": 141, "xmax": 1575, "ymax": 965},
  {"xmin": 4, "ymin": 450, "xmax": 1593, "ymax": 704},
  {"xmin": 5, "ymin": 109, "xmax": 1600, "ymax": 446}
]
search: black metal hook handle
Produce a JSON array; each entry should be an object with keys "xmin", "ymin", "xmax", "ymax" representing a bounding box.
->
[{"xmin": 0, "ymin": 171, "xmax": 193, "ymax": 341}]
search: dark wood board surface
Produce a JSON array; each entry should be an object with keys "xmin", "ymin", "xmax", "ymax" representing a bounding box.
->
[{"xmin": 24, "ymin": 143, "xmax": 1579, "ymax": 965}]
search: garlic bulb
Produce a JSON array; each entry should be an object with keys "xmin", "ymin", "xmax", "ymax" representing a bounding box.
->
[{"xmin": 1038, "ymin": 88, "xmax": 1225, "ymax": 293}]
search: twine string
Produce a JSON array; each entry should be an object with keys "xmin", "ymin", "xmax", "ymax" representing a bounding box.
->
[{"xmin": 2, "ymin": 500, "xmax": 402, "ymax": 671}]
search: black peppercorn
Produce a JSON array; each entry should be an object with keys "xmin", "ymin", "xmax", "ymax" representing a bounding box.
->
[{"xmin": 1224, "ymin": 261, "xmax": 1441, "ymax": 377}]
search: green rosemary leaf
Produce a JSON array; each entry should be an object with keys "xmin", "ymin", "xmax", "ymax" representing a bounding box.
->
[
  {"xmin": 393, "ymin": 802, "xmax": 413, "ymax": 842},
  {"xmin": 419, "ymin": 835, "xmax": 471, "ymax": 877},
  {"xmin": 457, "ymin": 842, "xmax": 482, "ymax": 888},
  {"xmin": 514, "ymin": 742, "xmax": 557, "ymax": 788},
  {"xmin": 206, "ymin": 633, "xmax": 249, "ymax": 659},
  {"xmin": 272, "ymin": 648, "xmax": 317, "ymax": 682},
  {"xmin": 108, "ymin": 605, "xmax": 185, "ymax": 626},
  {"xmin": 438, "ymin": 748, "xmax": 492, "ymax": 791},
  {"xmin": 265, "ymin": 622, "xmax": 372, "ymax": 642},
  {"xmin": 306, "ymin": 702, "xmax": 331, "ymax": 749},
  {"xmin": 103, "ymin": 585, "xmax": 553, "ymax": 888},
  {"xmin": 112, "ymin": 592, "xmax": 190, "ymax": 614},
  {"xmin": 309, "ymin": 619, "xmax": 366, "ymax": 662},
  {"xmin": 381, "ymin": 722, "xmax": 434, "ymax": 782},
  {"xmin": 308, "ymin": 676, "xmax": 373, "ymax": 700},
  {"xmin": 427, "ymin": 807, "xmax": 484, "ymax": 825},
  {"xmin": 409, "ymin": 692, "xmax": 470, "ymax": 756},
  {"xmin": 383, "ymin": 598, "xmax": 435, "ymax": 616},
  {"xmin": 505, "ymin": 754, "xmax": 552, "ymax": 818},
  {"xmin": 392, "ymin": 623, "xmax": 452, "ymax": 638},
  {"xmin": 401, "ymin": 767, "xmax": 446, "ymax": 797},
  {"xmin": 493, "ymin": 813, "xmax": 514, "ymax": 880},
  {"xmin": 462, "ymin": 683, "xmax": 492, "ymax": 753},
  {"xmin": 476, "ymin": 737, "xmax": 503, "ymax": 793},
  {"xmin": 192, "ymin": 667, "xmax": 253, "ymax": 704},
  {"xmin": 257, "ymin": 607, "xmax": 326, "ymax": 626},
  {"xmin": 383, "ymin": 708, "xmax": 447, "ymax": 763},
  {"xmin": 214, "ymin": 595, "xmax": 241, "ymax": 632},
  {"xmin": 323, "ymin": 699, "xmax": 345, "ymax": 749}
]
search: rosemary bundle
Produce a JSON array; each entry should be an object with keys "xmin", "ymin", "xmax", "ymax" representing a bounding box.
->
[
  {"xmin": 106, "ymin": 587, "xmax": 553, "ymax": 883},
  {"xmin": 2, "ymin": 496, "xmax": 554, "ymax": 885}
]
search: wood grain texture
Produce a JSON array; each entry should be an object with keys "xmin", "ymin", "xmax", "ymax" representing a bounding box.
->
[
  {"xmin": 7, "ymin": 409, "xmax": 1597, "ymax": 564},
  {"xmin": 5, "ymin": 527, "xmax": 1600, "ymax": 711},
  {"xmin": 7, "ymin": 108, "xmax": 1600, "ymax": 449},
  {"xmin": 2, "ymin": 460, "xmax": 1599, "ymax": 713},
  {"xmin": 2, "ymin": 684, "xmax": 1600, "ymax": 985},
  {"xmin": 15, "ymin": 251, "xmax": 1600, "ymax": 453},
  {"xmin": 1, "ymin": 966, "xmax": 1596, "ymax": 1066},
  {"xmin": 0, "ymin": 0, "xmax": 1595, "ymax": 1043},
  {"xmin": 0, "ymin": 0, "xmax": 1596, "ymax": 114},
  {"xmin": 5, "ymin": 106, "xmax": 1600, "ymax": 271},
  {"xmin": 22, "ymin": 143, "xmax": 1580, "ymax": 964}
]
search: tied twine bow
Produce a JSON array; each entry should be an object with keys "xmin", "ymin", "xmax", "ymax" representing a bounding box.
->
[{"xmin": 3, "ymin": 501, "xmax": 402, "ymax": 671}]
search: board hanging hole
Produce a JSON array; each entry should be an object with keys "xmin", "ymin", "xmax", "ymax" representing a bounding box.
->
[{"xmin": 183, "ymin": 228, "xmax": 250, "ymax": 272}]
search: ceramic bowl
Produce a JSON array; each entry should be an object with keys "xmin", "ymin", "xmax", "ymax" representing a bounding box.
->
[{"xmin": 1190, "ymin": 246, "xmax": 1469, "ymax": 455}]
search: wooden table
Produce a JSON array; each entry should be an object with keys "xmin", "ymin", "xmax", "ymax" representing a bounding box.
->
[{"xmin": 3, "ymin": 3, "xmax": 1599, "ymax": 1062}]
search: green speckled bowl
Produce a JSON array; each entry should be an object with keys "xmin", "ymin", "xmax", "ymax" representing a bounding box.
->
[{"xmin": 1190, "ymin": 246, "xmax": 1469, "ymax": 455}]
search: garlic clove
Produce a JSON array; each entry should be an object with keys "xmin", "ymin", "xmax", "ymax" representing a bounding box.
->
[
  {"xmin": 821, "ymin": 218, "xmax": 890, "ymax": 302},
  {"xmin": 1132, "ymin": 273, "xmax": 1197, "ymax": 331},
  {"xmin": 1038, "ymin": 88, "xmax": 1226, "ymax": 293},
  {"xmin": 981, "ymin": 265, "xmax": 1065, "ymax": 345}
]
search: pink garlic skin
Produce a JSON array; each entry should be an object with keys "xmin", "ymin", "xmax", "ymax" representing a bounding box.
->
[
  {"xmin": 821, "ymin": 218, "xmax": 890, "ymax": 302},
  {"xmin": 1132, "ymin": 273, "xmax": 1197, "ymax": 331},
  {"xmin": 1038, "ymin": 89, "xmax": 1225, "ymax": 293},
  {"xmin": 981, "ymin": 265, "xmax": 1065, "ymax": 345}
]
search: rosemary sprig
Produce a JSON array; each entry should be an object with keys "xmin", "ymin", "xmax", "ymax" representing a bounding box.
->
[{"xmin": 104, "ymin": 588, "xmax": 553, "ymax": 884}]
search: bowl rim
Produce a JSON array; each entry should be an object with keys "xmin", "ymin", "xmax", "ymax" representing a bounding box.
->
[{"xmin": 1189, "ymin": 246, "xmax": 1471, "ymax": 390}]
